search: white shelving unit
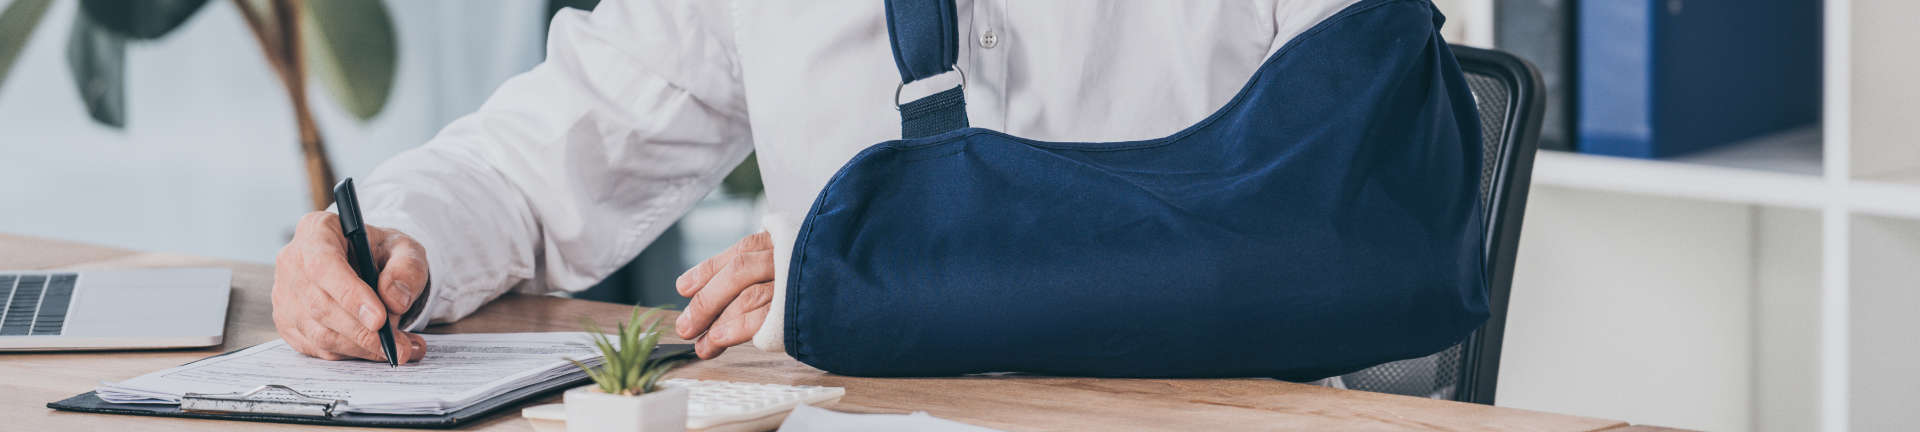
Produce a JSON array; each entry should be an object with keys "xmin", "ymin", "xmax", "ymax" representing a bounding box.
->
[
  {"xmin": 1535, "ymin": 127, "xmax": 1920, "ymax": 221},
  {"xmin": 1491, "ymin": 1, "xmax": 1918, "ymax": 431},
  {"xmin": 1532, "ymin": 128, "xmax": 1828, "ymax": 210}
]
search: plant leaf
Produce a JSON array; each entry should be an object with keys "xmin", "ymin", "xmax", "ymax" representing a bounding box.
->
[
  {"xmin": 0, "ymin": 0, "xmax": 52, "ymax": 94},
  {"xmin": 566, "ymin": 358, "xmax": 594, "ymax": 376},
  {"xmin": 589, "ymin": 333, "xmax": 619, "ymax": 365},
  {"xmin": 300, "ymin": 0, "xmax": 394, "ymax": 120},
  {"xmin": 623, "ymin": 360, "xmax": 643, "ymax": 390},
  {"xmin": 591, "ymin": 335, "xmax": 624, "ymax": 387},
  {"xmin": 78, "ymin": 0, "xmax": 209, "ymax": 40},
  {"xmin": 65, "ymin": 11, "xmax": 125, "ymax": 128},
  {"xmin": 567, "ymin": 358, "xmax": 612, "ymax": 393},
  {"xmin": 614, "ymin": 320, "xmax": 633, "ymax": 388},
  {"xmin": 638, "ymin": 359, "xmax": 684, "ymax": 393},
  {"xmin": 573, "ymin": 306, "xmax": 690, "ymax": 395},
  {"xmin": 634, "ymin": 329, "xmax": 659, "ymax": 369}
]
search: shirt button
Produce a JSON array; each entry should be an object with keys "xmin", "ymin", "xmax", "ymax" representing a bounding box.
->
[{"xmin": 979, "ymin": 30, "xmax": 998, "ymax": 49}]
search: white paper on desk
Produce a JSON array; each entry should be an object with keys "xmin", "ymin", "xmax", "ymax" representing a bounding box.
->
[
  {"xmin": 95, "ymin": 332, "xmax": 602, "ymax": 415},
  {"xmin": 777, "ymin": 404, "xmax": 1004, "ymax": 432}
]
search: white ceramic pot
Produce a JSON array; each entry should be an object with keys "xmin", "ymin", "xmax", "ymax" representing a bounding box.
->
[{"xmin": 563, "ymin": 385, "xmax": 688, "ymax": 432}]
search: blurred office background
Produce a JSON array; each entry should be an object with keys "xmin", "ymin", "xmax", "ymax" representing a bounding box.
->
[
  {"xmin": 2, "ymin": 1, "xmax": 1916, "ymax": 431},
  {"xmin": 0, "ymin": 0, "xmax": 755, "ymax": 307}
]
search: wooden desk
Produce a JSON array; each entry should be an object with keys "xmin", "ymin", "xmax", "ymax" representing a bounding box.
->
[{"xmin": 2, "ymin": 234, "xmax": 1648, "ymax": 431}]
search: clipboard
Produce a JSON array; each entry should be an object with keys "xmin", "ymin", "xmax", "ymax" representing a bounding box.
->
[{"xmin": 48, "ymin": 343, "xmax": 695, "ymax": 429}]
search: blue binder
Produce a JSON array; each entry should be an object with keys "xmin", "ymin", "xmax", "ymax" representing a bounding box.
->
[{"xmin": 1577, "ymin": 0, "xmax": 1820, "ymax": 158}]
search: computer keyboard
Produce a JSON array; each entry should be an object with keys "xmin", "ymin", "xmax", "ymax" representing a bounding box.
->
[
  {"xmin": 660, "ymin": 378, "xmax": 845, "ymax": 430},
  {"xmin": 0, "ymin": 273, "xmax": 77, "ymax": 336}
]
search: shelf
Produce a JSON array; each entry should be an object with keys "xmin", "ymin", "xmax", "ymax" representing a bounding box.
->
[
  {"xmin": 1847, "ymin": 174, "xmax": 1920, "ymax": 220},
  {"xmin": 1667, "ymin": 127, "xmax": 1824, "ymax": 176},
  {"xmin": 1529, "ymin": 126, "xmax": 1920, "ymax": 221},
  {"xmin": 1531, "ymin": 127, "xmax": 1828, "ymax": 209}
]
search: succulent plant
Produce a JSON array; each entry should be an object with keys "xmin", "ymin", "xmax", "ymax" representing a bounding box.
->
[{"xmin": 569, "ymin": 306, "xmax": 685, "ymax": 396}]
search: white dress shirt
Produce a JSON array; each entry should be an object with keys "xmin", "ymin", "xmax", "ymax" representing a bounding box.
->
[{"xmin": 366, "ymin": 0, "xmax": 1358, "ymax": 354}]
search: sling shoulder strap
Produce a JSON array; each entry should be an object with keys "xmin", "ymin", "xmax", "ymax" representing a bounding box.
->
[{"xmin": 885, "ymin": 0, "xmax": 969, "ymax": 138}]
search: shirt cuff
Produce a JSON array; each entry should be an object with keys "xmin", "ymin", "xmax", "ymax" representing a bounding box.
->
[
  {"xmin": 400, "ymin": 280, "xmax": 434, "ymax": 332},
  {"xmin": 750, "ymin": 213, "xmax": 793, "ymax": 352}
]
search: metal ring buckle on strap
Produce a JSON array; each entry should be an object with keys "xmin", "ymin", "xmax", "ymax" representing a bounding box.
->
[{"xmin": 894, "ymin": 66, "xmax": 967, "ymax": 110}]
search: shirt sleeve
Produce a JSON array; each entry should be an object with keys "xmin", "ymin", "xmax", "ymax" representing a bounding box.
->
[{"xmin": 363, "ymin": 0, "xmax": 753, "ymax": 328}]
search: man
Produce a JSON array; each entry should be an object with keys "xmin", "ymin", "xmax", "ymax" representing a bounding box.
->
[{"xmin": 271, "ymin": 0, "xmax": 1365, "ymax": 363}]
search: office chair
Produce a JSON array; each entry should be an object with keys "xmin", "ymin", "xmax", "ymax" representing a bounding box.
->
[{"xmin": 1338, "ymin": 44, "xmax": 1544, "ymax": 405}]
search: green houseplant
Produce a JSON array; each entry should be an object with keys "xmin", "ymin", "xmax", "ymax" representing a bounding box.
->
[
  {"xmin": 565, "ymin": 306, "xmax": 689, "ymax": 432},
  {"xmin": 1, "ymin": 0, "xmax": 761, "ymax": 212},
  {"xmin": 0, "ymin": 0, "xmax": 397, "ymax": 211}
]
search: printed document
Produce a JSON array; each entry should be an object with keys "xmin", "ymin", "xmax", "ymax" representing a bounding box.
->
[{"xmin": 96, "ymin": 332, "xmax": 603, "ymax": 415}]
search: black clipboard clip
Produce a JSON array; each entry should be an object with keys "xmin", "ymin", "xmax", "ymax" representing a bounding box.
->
[{"xmin": 181, "ymin": 385, "xmax": 343, "ymax": 418}]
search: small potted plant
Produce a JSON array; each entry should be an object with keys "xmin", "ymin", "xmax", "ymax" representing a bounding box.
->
[{"xmin": 564, "ymin": 307, "xmax": 688, "ymax": 432}]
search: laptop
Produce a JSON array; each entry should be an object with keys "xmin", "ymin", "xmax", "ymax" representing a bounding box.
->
[{"xmin": 0, "ymin": 268, "xmax": 230, "ymax": 351}]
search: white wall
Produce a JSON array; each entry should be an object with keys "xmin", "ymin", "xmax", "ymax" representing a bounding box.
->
[
  {"xmin": 1500, "ymin": 186, "xmax": 1759, "ymax": 431},
  {"xmin": 0, "ymin": 0, "xmax": 547, "ymax": 262},
  {"xmin": 1849, "ymin": 0, "xmax": 1920, "ymax": 181},
  {"xmin": 1754, "ymin": 207, "xmax": 1821, "ymax": 432},
  {"xmin": 1849, "ymin": 215, "xmax": 1920, "ymax": 431},
  {"xmin": 1429, "ymin": 0, "xmax": 1493, "ymax": 48},
  {"xmin": 1502, "ymin": 186, "xmax": 1830, "ymax": 432}
]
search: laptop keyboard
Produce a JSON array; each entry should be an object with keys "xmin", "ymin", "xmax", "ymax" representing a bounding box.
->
[{"xmin": 0, "ymin": 273, "xmax": 78, "ymax": 336}]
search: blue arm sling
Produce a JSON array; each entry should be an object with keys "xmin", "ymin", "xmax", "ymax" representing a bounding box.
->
[{"xmin": 784, "ymin": 0, "xmax": 1488, "ymax": 380}]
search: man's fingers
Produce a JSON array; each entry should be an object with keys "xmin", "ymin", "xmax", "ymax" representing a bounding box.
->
[
  {"xmin": 387, "ymin": 326, "xmax": 425, "ymax": 365},
  {"xmin": 300, "ymin": 241, "xmax": 388, "ymax": 330},
  {"xmin": 297, "ymin": 322, "xmax": 382, "ymax": 361},
  {"xmin": 283, "ymin": 327, "xmax": 342, "ymax": 361},
  {"xmin": 302, "ymin": 290, "xmax": 391, "ymax": 361},
  {"xmin": 275, "ymin": 310, "xmax": 327, "ymax": 359},
  {"xmin": 296, "ymin": 212, "xmax": 388, "ymax": 330},
  {"xmin": 290, "ymin": 329, "xmax": 351, "ymax": 362},
  {"xmin": 677, "ymin": 250, "xmax": 774, "ymax": 339},
  {"xmin": 400, "ymin": 332, "xmax": 427, "ymax": 364},
  {"xmin": 366, "ymin": 225, "xmax": 397, "ymax": 264},
  {"xmin": 380, "ymin": 279, "xmax": 421, "ymax": 320},
  {"xmin": 676, "ymin": 232, "xmax": 773, "ymax": 297},
  {"xmin": 296, "ymin": 212, "xmax": 347, "ymax": 248},
  {"xmin": 736, "ymin": 231, "xmax": 773, "ymax": 251},
  {"xmin": 694, "ymin": 283, "xmax": 773, "ymax": 359},
  {"xmin": 375, "ymin": 239, "xmax": 428, "ymax": 315},
  {"xmin": 675, "ymin": 253, "xmax": 730, "ymax": 298},
  {"xmin": 274, "ymin": 212, "xmax": 422, "ymax": 364},
  {"xmin": 707, "ymin": 282, "xmax": 773, "ymax": 344}
]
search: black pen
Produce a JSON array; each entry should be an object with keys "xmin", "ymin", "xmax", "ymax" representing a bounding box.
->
[{"xmin": 334, "ymin": 178, "xmax": 400, "ymax": 367}]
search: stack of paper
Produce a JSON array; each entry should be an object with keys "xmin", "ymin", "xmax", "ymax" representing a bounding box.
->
[{"xmin": 97, "ymin": 332, "xmax": 604, "ymax": 415}]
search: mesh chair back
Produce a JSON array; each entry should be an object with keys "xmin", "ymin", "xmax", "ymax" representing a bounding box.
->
[{"xmin": 1338, "ymin": 45, "xmax": 1544, "ymax": 405}]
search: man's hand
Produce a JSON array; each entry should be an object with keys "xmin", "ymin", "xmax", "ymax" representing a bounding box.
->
[
  {"xmin": 272, "ymin": 211, "xmax": 431, "ymax": 363},
  {"xmin": 675, "ymin": 231, "xmax": 775, "ymax": 359}
]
